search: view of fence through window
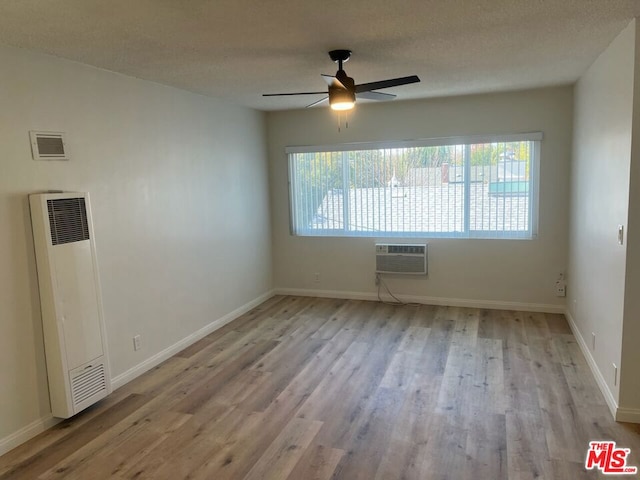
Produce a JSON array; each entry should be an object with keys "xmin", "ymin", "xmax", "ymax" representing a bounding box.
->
[{"xmin": 288, "ymin": 137, "xmax": 538, "ymax": 238}]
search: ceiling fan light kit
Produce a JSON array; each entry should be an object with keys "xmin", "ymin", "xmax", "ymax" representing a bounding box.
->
[
  {"xmin": 329, "ymin": 88, "xmax": 355, "ymax": 111},
  {"xmin": 263, "ymin": 49, "xmax": 420, "ymax": 116}
]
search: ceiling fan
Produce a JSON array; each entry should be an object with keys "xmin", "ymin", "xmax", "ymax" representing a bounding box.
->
[{"xmin": 263, "ymin": 50, "xmax": 420, "ymax": 110}]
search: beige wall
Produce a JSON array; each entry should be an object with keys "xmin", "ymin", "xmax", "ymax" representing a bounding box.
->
[
  {"xmin": 0, "ymin": 44, "xmax": 272, "ymax": 445},
  {"xmin": 568, "ymin": 20, "xmax": 635, "ymax": 406},
  {"xmin": 268, "ymin": 87, "xmax": 573, "ymax": 310}
]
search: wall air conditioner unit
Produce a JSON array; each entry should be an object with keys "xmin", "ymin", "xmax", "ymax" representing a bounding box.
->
[
  {"xmin": 375, "ymin": 243, "xmax": 428, "ymax": 275},
  {"xmin": 29, "ymin": 192, "xmax": 111, "ymax": 418}
]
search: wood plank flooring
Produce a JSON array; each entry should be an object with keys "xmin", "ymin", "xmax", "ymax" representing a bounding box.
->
[{"xmin": 2, "ymin": 296, "xmax": 640, "ymax": 479}]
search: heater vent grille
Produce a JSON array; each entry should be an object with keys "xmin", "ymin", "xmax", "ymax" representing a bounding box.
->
[
  {"xmin": 71, "ymin": 363, "xmax": 106, "ymax": 407},
  {"xmin": 47, "ymin": 198, "xmax": 90, "ymax": 245}
]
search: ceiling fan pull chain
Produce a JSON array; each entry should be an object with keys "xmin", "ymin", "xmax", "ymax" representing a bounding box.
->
[{"xmin": 336, "ymin": 112, "xmax": 349, "ymax": 132}]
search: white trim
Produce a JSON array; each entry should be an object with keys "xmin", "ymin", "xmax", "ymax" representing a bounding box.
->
[
  {"xmin": 274, "ymin": 287, "xmax": 564, "ymax": 314},
  {"xmin": 288, "ymin": 137, "xmax": 540, "ymax": 240},
  {"xmin": 530, "ymin": 140, "xmax": 540, "ymax": 238},
  {"xmin": 0, "ymin": 415, "xmax": 60, "ymax": 457},
  {"xmin": 285, "ymin": 132, "xmax": 544, "ymax": 154},
  {"xmin": 293, "ymin": 229, "xmax": 534, "ymax": 239},
  {"xmin": 564, "ymin": 308, "xmax": 619, "ymax": 419},
  {"xmin": 111, "ymin": 290, "xmax": 275, "ymax": 389},
  {"xmin": 615, "ymin": 408, "xmax": 640, "ymax": 423}
]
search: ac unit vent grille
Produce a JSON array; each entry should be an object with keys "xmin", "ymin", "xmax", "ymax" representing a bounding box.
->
[
  {"xmin": 47, "ymin": 198, "xmax": 90, "ymax": 245},
  {"xmin": 71, "ymin": 363, "xmax": 106, "ymax": 406},
  {"xmin": 376, "ymin": 255, "xmax": 426, "ymax": 274},
  {"xmin": 386, "ymin": 245, "xmax": 425, "ymax": 255}
]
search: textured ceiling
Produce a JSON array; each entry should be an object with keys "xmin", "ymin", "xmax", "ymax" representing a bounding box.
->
[{"xmin": 0, "ymin": 0, "xmax": 639, "ymax": 111}]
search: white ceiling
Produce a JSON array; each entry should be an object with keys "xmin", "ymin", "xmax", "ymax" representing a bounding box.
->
[{"xmin": 0, "ymin": 0, "xmax": 639, "ymax": 111}]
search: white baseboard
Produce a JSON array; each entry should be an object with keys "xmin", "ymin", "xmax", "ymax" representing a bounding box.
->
[
  {"xmin": 0, "ymin": 415, "xmax": 60, "ymax": 457},
  {"xmin": 0, "ymin": 290, "xmax": 275, "ymax": 458},
  {"xmin": 615, "ymin": 407, "xmax": 640, "ymax": 423},
  {"xmin": 274, "ymin": 288, "xmax": 565, "ymax": 314},
  {"xmin": 112, "ymin": 290, "xmax": 275, "ymax": 389},
  {"xmin": 564, "ymin": 308, "xmax": 619, "ymax": 419}
]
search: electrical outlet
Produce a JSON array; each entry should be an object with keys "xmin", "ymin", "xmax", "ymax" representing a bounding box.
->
[
  {"xmin": 591, "ymin": 332, "xmax": 596, "ymax": 351},
  {"xmin": 555, "ymin": 280, "xmax": 566, "ymax": 297},
  {"xmin": 313, "ymin": 272, "xmax": 320, "ymax": 283},
  {"xmin": 613, "ymin": 363, "xmax": 618, "ymax": 386},
  {"xmin": 133, "ymin": 335, "xmax": 142, "ymax": 351}
]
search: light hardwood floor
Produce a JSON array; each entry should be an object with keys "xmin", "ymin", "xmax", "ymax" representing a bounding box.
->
[{"xmin": 1, "ymin": 296, "xmax": 639, "ymax": 479}]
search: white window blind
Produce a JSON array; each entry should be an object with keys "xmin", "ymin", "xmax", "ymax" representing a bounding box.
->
[{"xmin": 288, "ymin": 133, "xmax": 541, "ymax": 239}]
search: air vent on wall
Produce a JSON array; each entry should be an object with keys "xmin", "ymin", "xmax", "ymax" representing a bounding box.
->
[
  {"xmin": 71, "ymin": 363, "xmax": 107, "ymax": 407},
  {"xmin": 30, "ymin": 131, "xmax": 68, "ymax": 160},
  {"xmin": 47, "ymin": 198, "xmax": 90, "ymax": 245}
]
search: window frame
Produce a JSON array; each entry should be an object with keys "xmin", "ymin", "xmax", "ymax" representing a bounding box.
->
[{"xmin": 287, "ymin": 132, "xmax": 542, "ymax": 239}]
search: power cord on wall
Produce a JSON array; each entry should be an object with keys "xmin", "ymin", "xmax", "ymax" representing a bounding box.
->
[{"xmin": 375, "ymin": 273, "xmax": 423, "ymax": 307}]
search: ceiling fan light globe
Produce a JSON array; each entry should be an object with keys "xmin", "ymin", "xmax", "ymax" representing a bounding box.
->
[{"xmin": 331, "ymin": 101, "xmax": 355, "ymax": 111}]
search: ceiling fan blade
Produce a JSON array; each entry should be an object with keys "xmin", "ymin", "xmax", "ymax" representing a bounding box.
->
[
  {"xmin": 306, "ymin": 97, "xmax": 329, "ymax": 108},
  {"xmin": 356, "ymin": 91, "xmax": 396, "ymax": 101},
  {"xmin": 355, "ymin": 75, "xmax": 420, "ymax": 93},
  {"xmin": 263, "ymin": 91, "xmax": 327, "ymax": 96},
  {"xmin": 321, "ymin": 74, "xmax": 347, "ymax": 90}
]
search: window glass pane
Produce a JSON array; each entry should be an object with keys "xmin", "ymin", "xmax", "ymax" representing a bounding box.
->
[
  {"xmin": 289, "ymin": 138, "xmax": 537, "ymax": 239},
  {"xmin": 292, "ymin": 151, "xmax": 342, "ymax": 231}
]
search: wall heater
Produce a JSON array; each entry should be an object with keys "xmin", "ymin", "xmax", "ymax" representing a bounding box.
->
[
  {"xmin": 375, "ymin": 243, "xmax": 428, "ymax": 275},
  {"xmin": 30, "ymin": 192, "xmax": 111, "ymax": 418}
]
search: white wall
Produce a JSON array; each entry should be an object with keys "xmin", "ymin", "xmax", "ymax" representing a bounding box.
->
[
  {"xmin": 268, "ymin": 87, "xmax": 572, "ymax": 310},
  {"xmin": 567, "ymin": 20, "xmax": 635, "ymax": 405},
  {"xmin": 0, "ymin": 44, "xmax": 272, "ymax": 448},
  {"xmin": 620, "ymin": 21, "xmax": 640, "ymax": 415}
]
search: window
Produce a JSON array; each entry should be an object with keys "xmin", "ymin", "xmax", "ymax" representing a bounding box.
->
[{"xmin": 288, "ymin": 133, "xmax": 541, "ymax": 239}]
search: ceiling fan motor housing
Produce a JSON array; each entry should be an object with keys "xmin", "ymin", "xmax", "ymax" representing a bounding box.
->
[
  {"xmin": 330, "ymin": 66, "xmax": 356, "ymax": 109},
  {"xmin": 329, "ymin": 86, "xmax": 355, "ymax": 107},
  {"xmin": 336, "ymin": 70, "xmax": 355, "ymax": 90}
]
